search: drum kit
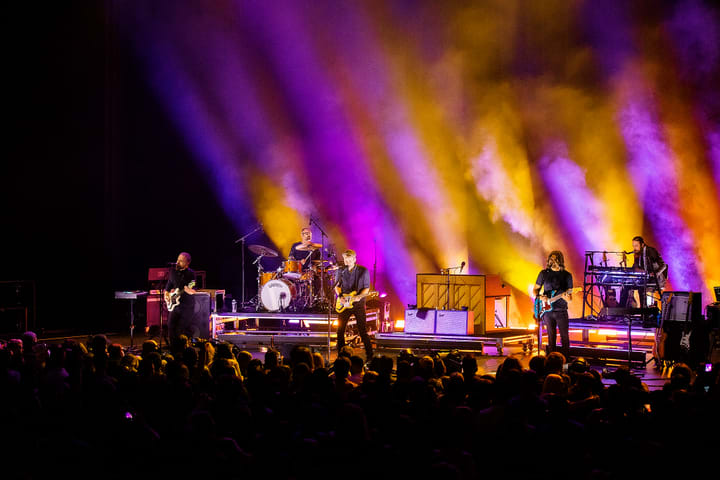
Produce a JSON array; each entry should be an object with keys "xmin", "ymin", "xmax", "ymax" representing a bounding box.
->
[{"xmin": 248, "ymin": 243, "xmax": 339, "ymax": 312}]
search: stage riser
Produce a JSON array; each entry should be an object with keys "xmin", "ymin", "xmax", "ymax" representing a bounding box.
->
[{"xmin": 568, "ymin": 346, "xmax": 647, "ymax": 363}]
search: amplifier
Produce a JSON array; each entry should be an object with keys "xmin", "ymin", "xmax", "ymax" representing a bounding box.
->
[
  {"xmin": 661, "ymin": 291, "xmax": 702, "ymax": 323},
  {"xmin": 148, "ymin": 267, "xmax": 170, "ymax": 282},
  {"xmin": 404, "ymin": 308, "xmax": 437, "ymax": 334},
  {"xmin": 436, "ymin": 310, "xmax": 474, "ymax": 335}
]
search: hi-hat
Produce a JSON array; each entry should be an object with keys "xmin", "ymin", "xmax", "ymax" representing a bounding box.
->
[
  {"xmin": 248, "ymin": 244, "xmax": 279, "ymax": 257},
  {"xmin": 311, "ymin": 259, "xmax": 331, "ymax": 264},
  {"xmin": 296, "ymin": 242, "xmax": 322, "ymax": 251}
]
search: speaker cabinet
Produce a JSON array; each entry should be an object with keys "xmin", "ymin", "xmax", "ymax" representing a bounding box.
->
[
  {"xmin": 436, "ymin": 310, "xmax": 474, "ymax": 335},
  {"xmin": 405, "ymin": 308, "xmax": 437, "ymax": 334},
  {"xmin": 661, "ymin": 291, "xmax": 702, "ymax": 323},
  {"xmin": 189, "ymin": 293, "xmax": 212, "ymax": 339}
]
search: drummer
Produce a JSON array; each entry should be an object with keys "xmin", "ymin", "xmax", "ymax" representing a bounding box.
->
[{"xmin": 288, "ymin": 227, "xmax": 321, "ymax": 271}]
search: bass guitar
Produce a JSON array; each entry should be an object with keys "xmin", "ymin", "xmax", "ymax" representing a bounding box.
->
[
  {"xmin": 166, "ymin": 280, "xmax": 196, "ymax": 312},
  {"xmin": 533, "ymin": 287, "xmax": 581, "ymax": 320},
  {"xmin": 335, "ymin": 290, "xmax": 378, "ymax": 313}
]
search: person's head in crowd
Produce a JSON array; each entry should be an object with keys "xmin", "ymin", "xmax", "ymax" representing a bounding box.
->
[
  {"xmin": 545, "ymin": 351, "xmax": 566, "ymax": 374},
  {"xmin": 349, "ymin": 355, "xmax": 365, "ymax": 376},
  {"xmin": 264, "ymin": 348, "xmax": 281, "ymax": 370},
  {"xmin": 333, "ymin": 356, "xmax": 351, "ymax": 381},
  {"xmin": 378, "ymin": 355, "xmax": 394, "ymax": 379},
  {"xmin": 528, "ymin": 355, "xmax": 546, "ymax": 377},
  {"xmin": 292, "ymin": 362, "xmax": 311, "ymax": 386},
  {"xmin": 497, "ymin": 355, "xmax": 523, "ymax": 379},
  {"xmin": 121, "ymin": 353, "xmax": 139, "ymax": 372},
  {"xmin": 211, "ymin": 357, "xmax": 240, "ymax": 378},
  {"xmin": 542, "ymin": 373, "xmax": 568, "ymax": 395},
  {"xmin": 215, "ymin": 342, "xmax": 235, "ymax": 360},
  {"xmin": 182, "ymin": 346, "xmax": 199, "ymax": 369},
  {"xmin": 22, "ymin": 331, "xmax": 37, "ymax": 352},
  {"xmin": 569, "ymin": 357, "xmax": 590, "ymax": 376},
  {"xmin": 90, "ymin": 334, "xmax": 108, "ymax": 357},
  {"xmin": 433, "ymin": 355, "xmax": 447, "ymax": 378},
  {"xmin": 462, "ymin": 355, "xmax": 478, "ymax": 378},
  {"xmin": 669, "ymin": 363, "xmax": 693, "ymax": 390},
  {"xmin": 248, "ymin": 358, "xmax": 263, "ymax": 373},
  {"xmin": 289, "ymin": 345, "xmax": 314, "ymax": 369},
  {"xmin": 142, "ymin": 339, "xmax": 159, "ymax": 358},
  {"xmin": 338, "ymin": 345, "xmax": 354, "ymax": 360},
  {"xmin": 417, "ymin": 355, "xmax": 435, "ymax": 379},
  {"xmin": 139, "ymin": 351, "xmax": 163, "ymax": 377},
  {"xmin": 396, "ymin": 360, "xmax": 412, "ymax": 382},
  {"xmin": 108, "ymin": 343, "xmax": 124, "ymax": 363},
  {"xmin": 170, "ymin": 335, "xmax": 190, "ymax": 356},
  {"xmin": 201, "ymin": 341, "xmax": 215, "ymax": 366},
  {"xmin": 444, "ymin": 351, "xmax": 462, "ymax": 374},
  {"xmin": 312, "ymin": 351, "xmax": 325, "ymax": 371},
  {"xmin": 8, "ymin": 338, "xmax": 23, "ymax": 355},
  {"xmin": 236, "ymin": 350, "xmax": 253, "ymax": 373}
]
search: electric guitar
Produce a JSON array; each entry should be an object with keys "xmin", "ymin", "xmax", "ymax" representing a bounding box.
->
[
  {"xmin": 335, "ymin": 290, "xmax": 378, "ymax": 313},
  {"xmin": 165, "ymin": 280, "xmax": 196, "ymax": 312},
  {"xmin": 533, "ymin": 287, "xmax": 581, "ymax": 320}
]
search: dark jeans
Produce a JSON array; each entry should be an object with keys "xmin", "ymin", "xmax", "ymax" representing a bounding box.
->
[
  {"xmin": 337, "ymin": 303, "xmax": 373, "ymax": 358},
  {"xmin": 545, "ymin": 310, "xmax": 570, "ymax": 358},
  {"xmin": 168, "ymin": 303, "xmax": 195, "ymax": 340}
]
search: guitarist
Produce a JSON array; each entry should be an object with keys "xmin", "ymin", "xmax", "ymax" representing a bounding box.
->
[
  {"xmin": 533, "ymin": 250, "xmax": 573, "ymax": 358},
  {"xmin": 164, "ymin": 252, "xmax": 197, "ymax": 341},
  {"xmin": 334, "ymin": 249, "xmax": 373, "ymax": 361}
]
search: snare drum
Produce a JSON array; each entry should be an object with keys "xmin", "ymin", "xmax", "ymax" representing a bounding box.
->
[
  {"xmin": 260, "ymin": 278, "xmax": 297, "ymax": 312},
  {"xmin": 259, "ymin": 271, "xmax": 276, "ymax": 287},
  {"xmin": 282, "ymin": 260, "xmax": 303, "ymax": 280}
]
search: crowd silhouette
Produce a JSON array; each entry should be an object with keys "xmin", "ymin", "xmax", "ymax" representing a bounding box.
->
[{"xmin": 1, "ymin": 331, "xmax": 717, "ymax": 479}]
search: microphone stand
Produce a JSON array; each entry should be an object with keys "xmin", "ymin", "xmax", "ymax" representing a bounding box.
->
[
  {"xmin": 440, "ymin": 264, "xmax": 465, "ymax": 310},
  {"xmin": 234, "ymin": 224, "xmax": 263, "ymax": 308},
  {"xmin": 310, "ymin": 216, "xmax": 332, "ymax": 362}
]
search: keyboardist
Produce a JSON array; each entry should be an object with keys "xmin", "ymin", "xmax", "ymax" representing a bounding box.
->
[{"xmin": 620, "ymin": 236, "xmax": 667, "ymax": 307}]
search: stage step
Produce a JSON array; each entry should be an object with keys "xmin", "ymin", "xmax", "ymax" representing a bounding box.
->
[{"xmin": 568, "ymin": 346, "xmax": 647, "ymax": 365}]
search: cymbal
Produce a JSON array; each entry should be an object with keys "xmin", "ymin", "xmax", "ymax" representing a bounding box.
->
[
  {"xmin": 296, "ymin": 242, "xmax": 322, "ymax": 251},
  {"xmin": 311, "ymin": 259, "xmax": 330, "ymax": 264},
  {"xmin": 248, "ymin": 244, "xmax": 278, "ymax": 257}
]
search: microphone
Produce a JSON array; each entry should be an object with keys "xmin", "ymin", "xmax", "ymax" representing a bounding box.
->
[{"xmin": 459, "ymin": 261, "xmax": 465, "ymax": 273}]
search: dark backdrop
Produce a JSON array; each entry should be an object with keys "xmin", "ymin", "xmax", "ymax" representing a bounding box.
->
[{"xmin": 3, "ymin": 2, "xmax": 264, "ymax": 334}]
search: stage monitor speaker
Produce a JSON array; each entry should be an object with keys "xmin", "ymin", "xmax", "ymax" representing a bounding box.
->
[
  {"xmin": 435, "ymin": 310, "xmax": 474, "ymax": 335},
  {"xmin": 661, "ymin": 291, "xmax": 702, "ymax": 323},
  {"xmin": 405, "ymin": 308, "xmax": 436, "ymax": 334}
]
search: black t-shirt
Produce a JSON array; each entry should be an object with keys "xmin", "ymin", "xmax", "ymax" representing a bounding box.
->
[
  {"xmin": 535, "ymin": 268, "xmax": 573, "ymax": 311},
  {"xmin": 288, "ymin": 242, "xmax": 321, "ymax": 270},
  {"xmin": 335, "ymin": 265, "xmax": 371, "ymax": 305},
  {"xmin": 165, "ymin": 267, "xmax": 196, "ymax": 306}
]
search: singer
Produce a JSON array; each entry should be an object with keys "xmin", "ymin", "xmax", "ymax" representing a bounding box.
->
[{"xmin": 164, "ymin": 252, "xmax": 197, "ymax": 341}]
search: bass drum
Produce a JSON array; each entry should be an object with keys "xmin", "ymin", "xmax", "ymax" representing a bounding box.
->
[{"xmin": 260, "ymin": 278, "xmax": 297, "ymax": 312}]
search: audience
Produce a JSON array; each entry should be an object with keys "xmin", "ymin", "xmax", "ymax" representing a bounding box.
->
[{"xmin": 1, "ymin": 330, "xmax": 717, "ymax": 478}]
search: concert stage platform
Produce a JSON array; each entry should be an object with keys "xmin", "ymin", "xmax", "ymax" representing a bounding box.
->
[{"xmin": 211, "ymin": 311, "xmax": 534, "ymax": 355}]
